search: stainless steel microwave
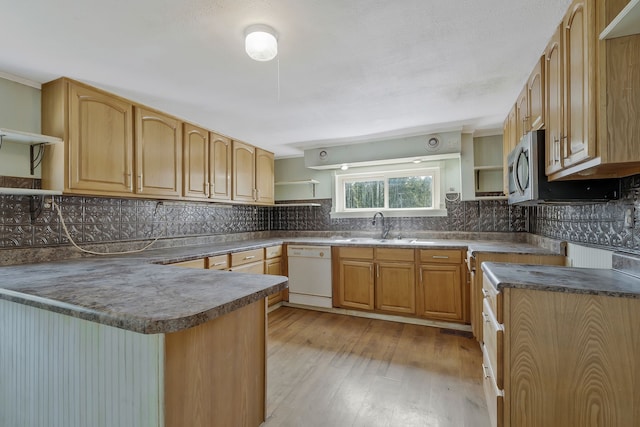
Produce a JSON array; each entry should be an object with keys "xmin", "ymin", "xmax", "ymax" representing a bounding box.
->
[{"xmin": 507, "ymin": 130, "xmax": 620, "ymax": 205}]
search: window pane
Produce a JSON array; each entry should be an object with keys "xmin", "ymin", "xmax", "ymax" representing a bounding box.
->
[
  {"xmin": 345, "ymin": 180, "xmax": 384, "ymax": 209},
  {"xmin": 388, "ymin": 176, "xmax": 433, "ymax": 208}
]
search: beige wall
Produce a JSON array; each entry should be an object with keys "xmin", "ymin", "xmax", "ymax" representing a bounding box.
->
[{"xmin": 0, "ymin": 76, "xmax": 42, "ymax": 177}]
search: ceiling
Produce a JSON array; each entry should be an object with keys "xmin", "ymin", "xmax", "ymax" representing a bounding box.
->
[{"xmin": 1, "ymin": 0, "xmax": 571, "ymax": 158}]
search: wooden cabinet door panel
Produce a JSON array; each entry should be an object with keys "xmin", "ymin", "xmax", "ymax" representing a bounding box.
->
[
  {"xmin": 210, "ymin": 133, "xmax": 232, "ymax": 201},
  {"xmin": 375, "ymin": 261, "xmax": 416, "ymax": 314},
  {"xmin": 183, "ymin": 123, "xmax": 209, "ymax": 199},
  {"xmin": 528, "ymin": 56, "xmax": 545, "ymax": 131},
  {"xmin": 545, "ymin": 27, "xmax": 564, "ymax": 175},
  {"xmin": 255, "ymin": 148, "xmax": 274, "ymax": 204},
  {"xmin": 515, "ymin": 86, "xmax": 529, "ymax": 141},
  {"xmin": 418, "ymin": 264, "xmax": 463, "ymax": 321},
  {"xmin": 230, "ymin": 261, "xmax": 264, "ymax": 274},
  {"xmin": 135, "ymin": 107, "xmax": 182, "ymax": 197},
  {"xmin": 233, "ymin": 140, "xmax": 256, "ymax": 202},
  {"xmin": 338, "ymin": 260, "xmax": 374, "ymax": 310},
  {"xmin": 68, "ymin": 83, "xmax": 134, "ymax": 194},
  {"xmin": 563, "ymin": 0, "xmax": 596, "ymax": 168}
]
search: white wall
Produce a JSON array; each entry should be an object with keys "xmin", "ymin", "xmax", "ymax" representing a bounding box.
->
[{"xmin": 0, "ymin": 77, "xmax": 42, "ymax": 177}]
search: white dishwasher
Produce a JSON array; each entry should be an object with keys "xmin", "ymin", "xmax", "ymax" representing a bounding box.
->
[{"xmin": 287, "ymin": 245, "xmax": 333, "ymax": 308}]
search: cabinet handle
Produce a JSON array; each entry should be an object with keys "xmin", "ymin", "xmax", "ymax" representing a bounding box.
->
[
  {"xmin": 432, "ymin": 255, "xmax": 449, "ymax": 259},
  {"xmin": 138, "ymin": 174, "xmax": 143, "ymax": 192},
  {"xmin": 481, "ymin": 363, "xmax": 491, "ymax": 379},
  {"xmin": 244, "ymin": 255, "xmax": 256, "ymax": 260},
  {"xmin": 205, "ymin": 182, "xmax": 210, "ymax": 196},
  {"xmin": 420, "ymin": 269, "xmax": 423, "ymax": 283},
  {"xmin": 481, "ymin": 288, "xmax": 490, "ymax": 298},
  {"xmin": 212, "ymin": 261, "xmax": 227, "ymax": 266},
  {"xmin": 376, "ymin": 264, "xmax": 380, "ymax": 278}
]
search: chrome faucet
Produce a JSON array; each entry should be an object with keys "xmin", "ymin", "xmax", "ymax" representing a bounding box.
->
[{"xmin": 372, "ymin": 212, "xmax": 390, "ymax": 240}]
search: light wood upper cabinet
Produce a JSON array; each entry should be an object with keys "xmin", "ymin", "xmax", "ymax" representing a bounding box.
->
[
  {"xmin": 527, "ymin": 56, "xmax": 545, "ymax": 131},
  {"xmin": 183, "ymin": 123, "xmax": 209, "ymax": 199},
  {"xmin": 255, "ymin": 148, "xmax": 275, "ymax": 204},
  {"xmin": 232, "ymin": 140, "xmax": 256, "ymax": 203},
  {"xmin": 545, "ymin": 27, "xmax": 564, "ymax": 176},
  {"xmin": 135, "ymin": 107, "xmax": 182, "ymax": 198},
  {"xmin": 42, "ymin": 77, "xmax": 275, "ymax": 204},
  {"xmin": 232, "ymin": 141, "xmax": 275, "ymax": 205},
  {"xmin": 42, "ymin": 79, "xmax": 135, "ymax": 195},
  {"xmin": 210, "ymin": 133, "xmax": 232, "ymax": 201},
  {"xmin": 515, "ymin": 86, "xmax": 529, "ymax": 141},
  {"xmin": 562, "ymin": 0, "xmax": 596, "ymax": 169}
]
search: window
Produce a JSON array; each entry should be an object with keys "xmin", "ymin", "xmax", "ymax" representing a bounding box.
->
[{"xmin": 334, "ymin": 168, "xmax": 441, "ymax": 214}]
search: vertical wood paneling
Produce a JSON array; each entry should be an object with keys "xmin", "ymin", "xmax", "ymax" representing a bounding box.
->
[{"xmin": 0, "ymin": 300, "xmax": 163, "ymax": 427}]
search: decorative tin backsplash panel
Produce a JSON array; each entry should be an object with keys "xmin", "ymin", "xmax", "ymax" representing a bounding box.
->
[
  {"xmin": 0, "ymin": 194, "xmax": 271, "ymax": 249},
  {"xmin": 273, "ymin": 198, "xmax": 528, "ymax": 234},
  {"xmin": 530, "ymin": 175, "xmax": 640, "ymax": 254}
]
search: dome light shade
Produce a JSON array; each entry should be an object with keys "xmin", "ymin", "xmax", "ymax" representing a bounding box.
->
[{"xmin": 245, "ymin": 24, "xmax": 278, "ymax": 61}]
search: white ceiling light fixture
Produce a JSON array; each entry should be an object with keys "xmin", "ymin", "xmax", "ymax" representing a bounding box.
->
[{"xmin": 245, "ymin": 24, "xmax": 278, "ymax": 61}]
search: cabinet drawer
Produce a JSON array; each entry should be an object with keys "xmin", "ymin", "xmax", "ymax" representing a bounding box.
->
[
  {"xmin": 482, "ymin": 274, "xmax": 503, "ymax": 323},
  {"xmin": 229, "ymin": 261, "xmax": 264, "ymax": 274},
  {"xmin": 265, "ymin": 245, "xmax": 282, "ymax": 259},
  {"xmin": 375, "ymin": 248, "xmax": 414, "ymax": 261},
  {"xmin": 482, "ymin": 345, "xmax": 504, "ymax": 427},
  {"xmin": 482, "ymin": 298, "xmax": 504, "ymax": 389},
  {"xmin": 337, "ymin": 247, "xmax": 374, "ymax": 259},
  {"xmin": 231, "ymin": 248, "xmax": 264, "ymax": 266},
  {"xmin": 171, "ymin": 258, "xmax": 205, "ymax": 269},
  {"xmin": 207, "ymin": 254, "xmax": 229, "ymax": 270},
  {"xmin": 420, "ymin": 249, "xmax": 462, "ymax": 264}
]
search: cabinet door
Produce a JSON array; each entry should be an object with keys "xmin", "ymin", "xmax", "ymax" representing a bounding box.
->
[
  {"xmin": 545, "ymin": 27, "xmax": 564, "ymax": 176},
  {"xmin": 515, "ymin": 86, "xmax": 529, "ymax": 140},
  {"xmin": 265, "ymin": 257, "xmax": 283, "ymax": 306},
  {"xmin": 68, "ymin": 82, "xmax": 134, "ymax": 194},
  {"xmin": 135, "ymin": 107, "xmax": 182, "ymax": 197},
  {"xmin": 418, "ymin": 264, "xmax": 463, "ymax": 321},
  {"xmin": 528, "ymin": 56, "xmax": 545, "ymax": 131},
  {"xmin": 255, "ymin": 148, "xmax": 274, "ymax": 204},
  {"xmin": 183, "ymin": 123, "xmax": 209, "ymax": 199},
  {"xmin": 563, "ymin": 0, "xmax": 596, "ymax": 168},
  {"xmin": 232, "ymin": 140, "xmax": 256, "ymax": 202},
  {"xmin": 337, "ymin": 259, "xmax": 374, "ymax": 310},
  {"xmin": 375, "ymin": 261, "xmax": 416, "ymax": 314},
  {"xmin": 230, "ymin": 261, "xmax": 264, "ymax": 274},
  {"xmin": 210, "ymin": 133, "xmax": 232, "ymax": 201}
]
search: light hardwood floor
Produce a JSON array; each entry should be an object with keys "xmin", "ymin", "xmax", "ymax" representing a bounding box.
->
[{"xmin": 264, "ymin": 307, "xmax": 490, "ymax": 427}]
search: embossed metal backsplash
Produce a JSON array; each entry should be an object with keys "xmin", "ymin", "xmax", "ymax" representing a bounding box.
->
[
  {"xmin": 530, "ymin": 175, "xmax": 640, "ymax": 254},
  {"xmin": 0, "ymin": 193, "xmax": 270, "ymax": 248},
  {"xmin": 272, "ymin": 198, "xmax": 528, "ymax": 234}
]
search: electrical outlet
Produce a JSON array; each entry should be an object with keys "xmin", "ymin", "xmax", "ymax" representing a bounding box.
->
[{"xmin": 624, "ymin": 208, "xmax": 634, "ymax": 228}]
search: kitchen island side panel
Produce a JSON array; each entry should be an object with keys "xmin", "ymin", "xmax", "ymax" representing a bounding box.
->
[{"xmin": 0, "ymin": 299, "xmax": 164, "ymax": 427}]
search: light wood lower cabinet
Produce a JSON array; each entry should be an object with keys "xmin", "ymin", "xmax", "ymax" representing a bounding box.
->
[
  {"xmin": 264, "ymin": 245, "xmax": 285, "ymax": 306},
  {"xmin": 482, "ymin": 275, "xmax": 640, "ymax": 427},
  {"xmin": 335, "ymin": 247, "xmax": 429, "ymax": 318},
  {"xmin": 468, "ymin": 251, "xmax": 565, "ymax": 343},
  {"xmin": 417, "ymin": 249, "xmax": 465, "ymax": 322},
  {"xmin": 170, "ymin": 258, "xmax": 206, "ymax": 269},
  {"xmin": 230, "ymin": 248, "xmax": 265, "ymax": 274}
]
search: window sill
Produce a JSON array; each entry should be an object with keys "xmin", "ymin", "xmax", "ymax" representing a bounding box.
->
[{"xmin": 330, "ymin": 209, "xmax": 447, "ymax": 219}]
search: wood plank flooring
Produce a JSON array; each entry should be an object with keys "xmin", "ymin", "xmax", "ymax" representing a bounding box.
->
[{"xmin": 264, "ymin": 307, "xmax": 490, "ymax": 427}]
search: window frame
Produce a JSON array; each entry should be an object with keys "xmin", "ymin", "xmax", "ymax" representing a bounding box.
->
[{"xmin": 333, "ymin": 167, "xmax": 442, "ymax": 215}]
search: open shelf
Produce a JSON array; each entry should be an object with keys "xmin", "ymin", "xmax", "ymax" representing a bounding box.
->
[
  {"xmin": 0, "ymin": 187, "xmax": 61, "ymax": 196},
  {"xmin": 275, "ymin": 179, "xmax": 320, "ymax": 198},
  {"xmin": 600, "ymin": 0, "xmax": 640, "ymax": 39},
  {"xmin": 274, "ymin": 203, "xmax": 322, "ymax": 207},
  {"xmin": 0, "ymin": 128, "xmax": 62, "ymax": 145}
]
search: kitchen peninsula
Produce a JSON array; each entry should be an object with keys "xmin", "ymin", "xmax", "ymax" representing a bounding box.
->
[{"xmin": 0, "ymin": 254, "xmax": 288, "ymax": 427}]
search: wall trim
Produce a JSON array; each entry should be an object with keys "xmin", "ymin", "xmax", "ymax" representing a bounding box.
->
[{"xmin": 0, "ymin": 71, "xmax": 41, "ymax": 89}]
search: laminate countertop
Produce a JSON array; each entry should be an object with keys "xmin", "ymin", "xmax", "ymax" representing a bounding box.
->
[
  {"xmin": 0, "ymin": 236, "xmax": 562, "ymax": 335},
  {"xmin": 482, "ymin": 262, "xmax": 640, "ymax": 298}
]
